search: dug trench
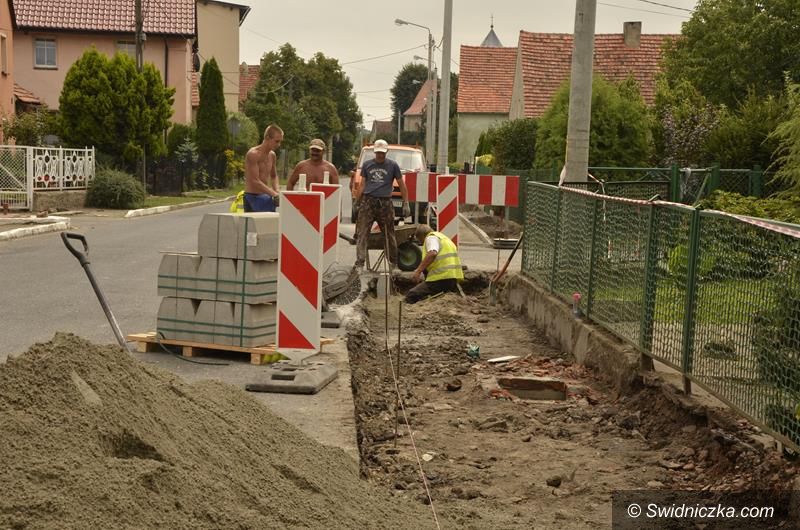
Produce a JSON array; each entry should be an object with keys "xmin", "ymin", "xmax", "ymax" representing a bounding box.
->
[{"xmin": 347, "ymin": 280, "xmax": 800, "ymax": 528}]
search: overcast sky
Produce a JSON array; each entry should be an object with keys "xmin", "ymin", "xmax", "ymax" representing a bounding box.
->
[{"xmin": 238, "ymin": 0, "xmax": 697, "ymax": 127}]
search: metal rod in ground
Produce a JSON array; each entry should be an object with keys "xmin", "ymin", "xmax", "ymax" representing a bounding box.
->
[{"xmin": 395, "ymin": 301, "xmax": 402, "ymax": 446}]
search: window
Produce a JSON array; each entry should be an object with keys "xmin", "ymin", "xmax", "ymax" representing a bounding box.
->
[
  {"xmin": 34, "ymin": 38, "xmax": 56, "ymax": 68},
  {"xmin": 0, "ymin": 34, "xmax": 7, "ymax": 75},
  {"xmin": 117, "ymin": 41, "xmax": 136, "ymax": 57}
]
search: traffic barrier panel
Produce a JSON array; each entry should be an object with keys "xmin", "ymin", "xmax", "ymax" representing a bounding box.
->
[
  {"xmin": 310, "ymin": 183, "xmax": 342, "ymax": 272},
  {"xmin": 457, "ymin": 174, "xmax": 520, "ymax": 207},
  {"xmin": 437, "ymin": 175, "xmax": 460, "ymax": 246},
  {"xmin": 276, "ymin": 190, "xmax": 324, "ymax": 362}
]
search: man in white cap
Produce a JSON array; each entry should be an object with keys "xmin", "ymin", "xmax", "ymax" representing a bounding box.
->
[
  {"xmin": 287, "ymin": 138, "xmax": 339, "ymax": 190},
  {"xmin": 354, "ymin": 139, "xmax": 410, "ymax": 270}
]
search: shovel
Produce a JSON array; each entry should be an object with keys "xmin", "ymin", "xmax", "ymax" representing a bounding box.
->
[{"xmin": 61, "ymin": 232, "xmax": 131, "ymax": 351}]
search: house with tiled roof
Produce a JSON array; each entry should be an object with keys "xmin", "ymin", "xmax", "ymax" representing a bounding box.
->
[
  {"xmin": 456, "ymin": 21, "xmax": 675, "ymax": 166},
  {"xmin": 509, "ymin": 23, "xmax": 674, "ymax": 119},
  {"xmin": 196, "ymin": 0, "xmax": 249, "ymax": 116},
  {"xmin": 455, "ymin": 26, "xmax": 517, "ymax": 165},
  {"xmin": 403, "ymin": 78, "xmax": 435, "ymax": 133},
  {"xmin": 0, "ymin": 0, "xmax": 14, "ymax": 119},
  {"xmin": 238, "ymin": 62, "xmax": 259, "ymax": 109},
  {"xmin": 11, "ymin": 0, "xmax": 196, "ymax": 123}
]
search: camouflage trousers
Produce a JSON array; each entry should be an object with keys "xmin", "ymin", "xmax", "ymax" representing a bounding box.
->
[{"xmin": 355, "ymin": 196, "xmax": 397, "ymax": 267}]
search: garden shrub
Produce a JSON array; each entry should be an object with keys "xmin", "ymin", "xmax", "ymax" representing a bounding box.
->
[{"xmin": 86, "ymin": 167, "xmax": 145, "ymax": 209}]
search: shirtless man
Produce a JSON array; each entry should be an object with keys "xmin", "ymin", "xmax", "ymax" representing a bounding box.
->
[
  {"xmin": 287, "ymin": 138, "xmax": 339, "ymax": 190},
  {"xmin": 244, "ymin": 124, "xmax": 283, "ymax": 212}
]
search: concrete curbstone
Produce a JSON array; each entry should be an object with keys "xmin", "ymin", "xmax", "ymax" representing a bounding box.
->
[
  {"xmin": 459, "ymin": 213, "xmax": 494, "ymax": 247},
  {"xmin": 124, "ymin": 197, "xmax": 232, "ymax": 219},
  {"xmin": 0, "ymin": 219, "xmax": 71, "ymax": 242}
]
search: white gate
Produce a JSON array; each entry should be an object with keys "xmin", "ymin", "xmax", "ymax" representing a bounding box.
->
[{"xmin": 0, "ymin": 146, "xmax": 95, "ymax": 210}]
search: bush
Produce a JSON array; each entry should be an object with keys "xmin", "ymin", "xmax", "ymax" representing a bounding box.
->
[
  {"xmin": 167, "ymin": 123, "xmax": 195, "ymax": 155},
  {"xmin": 227, "ymin": 113, "xmax": 258, "ymax": 156},
  {"xmin": 223, "ymin": 149, "xmax": 244, "ymax": 186},
  {"xmin": 698, "ymin": 190, "xmax": 800, "ymax": 224},
  {"xmin": 86, "ymin": 167, "xmax": 145, "ymax": 209},
  {"xmin": 486, "ymin": 118, "xmax": 537, "ymax": 173},
  {"xmin": 3, "ymin": 109, "xmax": 60, "ymax": 146}
]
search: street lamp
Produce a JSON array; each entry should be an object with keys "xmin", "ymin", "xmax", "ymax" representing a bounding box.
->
[{"xmin": 396, "ymin": 18, "xmax": 436, "ymax": 164}]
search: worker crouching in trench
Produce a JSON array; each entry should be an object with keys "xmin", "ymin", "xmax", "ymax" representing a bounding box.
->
[{"xmin": 405, "ymin": 224, "xmax": 463, "ymax": 304}]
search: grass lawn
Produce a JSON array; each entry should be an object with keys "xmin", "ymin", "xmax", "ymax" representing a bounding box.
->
[
  {"xmin": 593, "ymin": 277, "xmax": 776, "ymax": 325},
  {"xmin": 143, "ymin": 184, "xmax": 243, "ymax": 208}
]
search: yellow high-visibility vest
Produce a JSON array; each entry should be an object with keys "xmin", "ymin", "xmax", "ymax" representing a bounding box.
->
[{"xmin": 424, "ymin": 231, "xmax": 463, "ymax": 282}]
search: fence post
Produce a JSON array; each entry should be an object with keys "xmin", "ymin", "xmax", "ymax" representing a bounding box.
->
[
  {"xmin": 749, "ymin": 164, "xmax": 763, "ymax": 198},
  {"xmin": 708, "ymin": 162, "xmax": 720, "ymax": 196},
  {"xmin": 549, "ymin": 189, "xmax": 563, "ymax": 292},
  {"xmin": 585, "ymin": 198, "xmax": 600, "ymax": 319},
  {"xmin": 669, "ymin": 163, "xmax": 680, "ymax": 202},
  {"xmin": 26, "ymin": 146, "xmax": 33, "ymax": 210},
  {"xmin": 638, "ymin": 203, "xmax": 658, "ymax": 371},
  {"xmin": 680, "ymin": 208, "xmax": 701, "ymax": 395},
  {"xmin": 58, "ymin": 147, "xmax": 64, "ymax": 191}
]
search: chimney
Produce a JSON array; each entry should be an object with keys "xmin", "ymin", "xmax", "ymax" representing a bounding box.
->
[{"xmin": 624, "ymin": 21, "xmax": 642, "ymax": 48}]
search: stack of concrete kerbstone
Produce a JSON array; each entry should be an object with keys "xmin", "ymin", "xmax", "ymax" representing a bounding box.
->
[{"xmin": 156, "ymin": 212, "xmax": 279, "ymax": 347}]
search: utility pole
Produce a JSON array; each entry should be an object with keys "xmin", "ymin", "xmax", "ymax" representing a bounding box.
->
[
  {"xmin": 430, "ymin": 66, "xmax": 438, "ymax": 171},
  {"xmin": 436, "ymin": 0, "xmax": 453, "ymax": 174},
  {"xmin": 563, "ymin": 0, "xmax": 596, "ymax": 183},
  {"xmin": 134, "ymin": 0, "xmax": 146, "ymax": 189},
  {"xmin": 396, "ymin": 105, "xmax": 401, "ymax": 144},
  {"xmin": 425, "ymin": 33, "xmax": 434, "ymax": 165}
]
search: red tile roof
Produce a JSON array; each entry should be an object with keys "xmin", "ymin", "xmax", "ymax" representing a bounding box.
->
[
  {"xmin": 404, "ymin": 79, "xmax": 435, "ymax": 117},
  {"xmin": 13, "ymin": 83, "xmax": 41, "ymax": 104},
  {"xmin": 239, "ymin": 63, "xmax": 260, "ymax": 104},
  {"xmin": 457, "ymin": 45, "xmax": 517, "ymax": 114},
  {"xmin": 517, "ymin": 31, "xmax": 675, "ymax": 117},
  {"xmin": 11, "ymin": 0, "xmax": 195, "ymax": 36}
]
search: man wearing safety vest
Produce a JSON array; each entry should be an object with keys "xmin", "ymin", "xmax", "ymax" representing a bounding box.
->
[{"xmin": 406, "ymin": 224, "xmax": 463, "ymax": 304}]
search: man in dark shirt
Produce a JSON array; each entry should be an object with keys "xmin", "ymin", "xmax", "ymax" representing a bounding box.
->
[{"xmin": 354, "ymin": 139, "xmax": 410, "ymax": 270}]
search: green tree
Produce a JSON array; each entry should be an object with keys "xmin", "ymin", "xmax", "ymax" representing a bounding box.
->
[
  {"xmin": 244, "ymin": 44, "xmax": 361, "ymax": 168},
  {"xmin": 226, "ymin": 112, "xmax": 259, "ymax": 156},
  {"xmin": 536, "ymin": 76, "xmax": 653, "ymax": 169},
  {"xmin": 769, "ymin": 83, "xmax": 800, "ymax": 193},
  {"xmin": 3, "ymin": 108, "xmax": 60, "ymax": 146},
  {"xmin": 705, "ymin": 91, "xmax": 789, "ymax": 168},
  {"xmin": 196, "ymin": 58, "xmax": 228, "ymax": 182},
  {"xmin": 662, "ymin": 0, "xmax": 800, "ymax": 108},
  {"xmin": 653, "ymin": 77, "xmax": 719, "ymax": 166},
  {"xmin": 487, "ymin": 118, "xmax": 538, "ymax": 172},
  {"xmin": 60, "ymin": 48, "xmax": 173, "ymax": 169},
  {"xmin": 390, "ymin": 63, "xmax": 428, "ymax": 125}
]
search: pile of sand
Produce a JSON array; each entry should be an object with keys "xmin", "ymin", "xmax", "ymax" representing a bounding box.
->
[{"xmin": 0, "ymin": 333, "xmax": 435, "ymax": 529}]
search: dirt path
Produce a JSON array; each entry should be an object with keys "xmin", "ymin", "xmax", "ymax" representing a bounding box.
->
[{"xmin": 347, "ymin": 291, "xmax": 798, "ymax": 528}]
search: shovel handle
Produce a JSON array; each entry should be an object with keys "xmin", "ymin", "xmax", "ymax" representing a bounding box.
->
[{"xmin": 61, "ymin": 232, "xmax": 90, "ymax": 266}]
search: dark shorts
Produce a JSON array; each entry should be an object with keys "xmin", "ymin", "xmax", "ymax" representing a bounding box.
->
[{"xmin": 244, "ymin": 193, "xmax": 276, "ymax": 212}]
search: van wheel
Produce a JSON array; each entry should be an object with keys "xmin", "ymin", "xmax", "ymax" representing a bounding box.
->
[
  {"xmin": 351, "ymin": 200, "xmax": 359, "ymax": 224},
  {"xmin": 397, "ymin": 241, "xmax": 422, "ymax": 271}
]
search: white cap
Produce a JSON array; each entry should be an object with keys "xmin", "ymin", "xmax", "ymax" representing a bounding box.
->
[{"xmin": 373, "ymin": 139, "xmax": 389, "ymax": 153}]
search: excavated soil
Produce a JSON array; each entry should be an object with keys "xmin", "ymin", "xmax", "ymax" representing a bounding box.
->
[
  {"xmin": 462, "ymin": 211, "xmax": 522, "ymax": 239},
  {"xmin": 0, "ymin": 333, "xmax": 435, "ymax": 530},
  {"xmin": 347, "ymin": 292, "xmax": 799, "ymax": 528}
]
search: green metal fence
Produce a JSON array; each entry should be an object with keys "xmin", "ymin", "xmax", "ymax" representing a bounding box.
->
[{"xmin": 522, "ymin": 181, "xmax": 800, "ymax": 452}]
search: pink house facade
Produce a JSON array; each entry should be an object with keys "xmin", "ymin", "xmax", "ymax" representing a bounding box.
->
[
  {"xmin": 10, "ymin": 0, "xmax": 196, "ymax": 124},
  {"xmin": 0, "ymin": 0, "xmax": 14, "ymax": 119}
]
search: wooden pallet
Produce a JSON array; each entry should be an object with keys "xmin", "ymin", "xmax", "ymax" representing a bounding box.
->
[{"xmin": 126, "ymin": 332, "xmax": 334, "ymax": 366}]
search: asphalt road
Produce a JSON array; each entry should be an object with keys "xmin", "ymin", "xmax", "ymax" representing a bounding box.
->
[{"xmin": 0, "ymin": 187, "xmax": 520, "ymax": 360}]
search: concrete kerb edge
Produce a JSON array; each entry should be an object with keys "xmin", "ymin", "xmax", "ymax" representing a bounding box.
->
[
  {"xmin": 458, "ymin": 213, "xmax": 494, "ymax": 247},
  {"xmin": 0, "ymin": 218, "xmax": 71, "ymax": 242},
  {"xmin": 499, "ymin": 273, "xmax": 641, "ymax": 394},
  {"xmin": 125, "ymin": 197, "xmax": 233, "ymax": 219}
]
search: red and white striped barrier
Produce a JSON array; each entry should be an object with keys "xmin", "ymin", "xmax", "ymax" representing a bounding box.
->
[
  {"xmin": 403, "ymin": 172, "xmax": 520, "ymax": 207},
  {"xmin": 310, "ymin": 183, "xmax": 341, "ymax": 272},
  {"xmin": 276, "ymin": 190, "xmax": 324, "ymax": 362},
  {"xmin": 405, "ymin": 172, "xmax": 438, "ymax": 203},
  {"xmin": 457, "ymin": 174, "xmax": 520, "ymax": 207},
  {"xmin": 437, "ymin": 175, "xmax": 459, "ymax": 246}
]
